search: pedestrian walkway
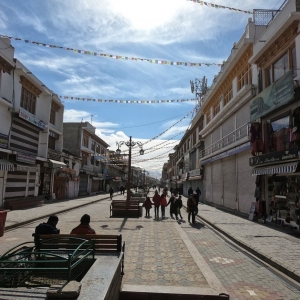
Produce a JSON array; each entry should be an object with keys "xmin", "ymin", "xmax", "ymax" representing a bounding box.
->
[{"xmin": 1, "ymin": 190, "xmax": 300, "ymax": 299}]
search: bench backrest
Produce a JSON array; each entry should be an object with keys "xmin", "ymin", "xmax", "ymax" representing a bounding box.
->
[{"xmin": 35, "ymin": 234, "xmax": 123, "ymax": 253}]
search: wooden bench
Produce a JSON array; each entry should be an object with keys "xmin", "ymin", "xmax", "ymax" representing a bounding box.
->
[
  {"xmin": 34, "ymin": 234, "xmax": 125, "ymax": 276},
  {"xmin": 4, "ymin": 197, "xmax": 44, "ymax": 210},
  {"xmin": 110, "ymin": 199, "xmax": 141, "ymax": 217}
]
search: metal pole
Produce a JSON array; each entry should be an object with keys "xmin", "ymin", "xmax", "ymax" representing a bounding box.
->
[{"xmin": 127, "ymin": 136, "xmax": 132, "ymax": 201}]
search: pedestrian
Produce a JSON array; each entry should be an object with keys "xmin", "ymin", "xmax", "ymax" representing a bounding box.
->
[
  {"xmin": 143, "ymin": 196, "xmax": 152, "ymax": 217},
  {"xmin": 187, "ymin": 195, "xmax": 196, "ymax": 224},
  {"xmin": 167, "ymin": 194, "xmax": 178, "ymax": 219},
  {"xmin": 35, "ymin": 215, "xmax": 60, "ymax": 235},
  {"xmin": 109, "ymin": 186, "xmax": 114, "ymax": 199},
  {"xmin": 193, "ymin": 192, "xmax": 199, "ymax": 215},
  {"xmin": 70, "ymin": 214, "xmax": 96, "ymax": 234},
  {"xmin": 177, "ymin": 195, "xmax": 183, "ymax": 220},
  {"xmin": 121, "ymin": 185, "xmax": 125, "ymax": 195},
  {"xmin": 196, "ymin": 187, "xmax": 201, "ymax": 203},
  {"xmin": 188, "ymin": 186, "xmax": 193, "ymax": 197},
  {"xmin": 152, "ymin": 190, "xmax": 161, "ymax": 219},
  {"xmin": 160, "ymin": 192, "xmax": 168, "ymax": 219}
]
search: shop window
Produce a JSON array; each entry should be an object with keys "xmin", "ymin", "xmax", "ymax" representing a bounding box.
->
[
  {"xmin": 268, "ymin": 113, "xmax": 291, "ymax": 152},
  {"xmin": 273, "ymin": 52, "xmax": 289, "ymax": 82},
  {"xmin": 21, "ymin": 86, "xmax": 36, "ymax": 114},
  {"xmin": 82, "ymin": 134, "xmax": 89, "ymax": 148}
]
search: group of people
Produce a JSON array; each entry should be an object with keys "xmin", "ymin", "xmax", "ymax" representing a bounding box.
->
[
  {"xmin": 143, "ymin": 186, "xmax": 201, "ymax": 224},
  {"xmin": 143, "ymin": 190, "xmax": 183, "ymax": 220},
  {"xmin": 35, "ymin": 214, "xmax": 96, "ymax": 235}
]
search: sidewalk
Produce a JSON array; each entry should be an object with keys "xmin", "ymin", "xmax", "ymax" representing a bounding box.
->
[{"xmin": 2, "ymin": 192, "xmax": 300, "ymax": 284}]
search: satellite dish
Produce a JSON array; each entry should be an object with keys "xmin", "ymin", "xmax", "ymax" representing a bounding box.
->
[{"xmin": 190, "ymin": 80, "xmax": 194, "ymax": 93}]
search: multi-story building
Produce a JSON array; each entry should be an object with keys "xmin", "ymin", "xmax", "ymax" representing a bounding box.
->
[
  {"xmin": 248, "ymin": 0, "xmax": 300, "ymax": 228},
  {"xmin": 0, "ymin": 37, "xmax": 65, "ymax": 208},
  {"xmin": 63, "ymin": 122, "xmax": 110, "ymax": 195}
]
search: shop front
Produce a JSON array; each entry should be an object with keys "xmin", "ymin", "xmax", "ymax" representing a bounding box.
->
[{"xmin": 249, "ymin": 71, "xmax": 300, "ymax": 229}]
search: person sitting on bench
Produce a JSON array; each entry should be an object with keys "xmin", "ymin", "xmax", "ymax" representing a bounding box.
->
[
  {"xmin": 70, "ymin": 214, "xmax": 96, "ymax": 234},
  {"xmin": 35, "ymin": 215, "xmax": 60, "ymax": 235}
]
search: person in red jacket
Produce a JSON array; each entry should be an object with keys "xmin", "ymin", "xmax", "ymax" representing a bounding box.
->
[
  {"xmin": 160, "ymin": 192, "xmax": 168, "ymax": 219},
  {"xmin": 152, "ymin": 190, "xmax": 161, "ymax": 219},
  {"xmin": 70, "ymin": 214, "xmax": 96, "ymax": 234}
]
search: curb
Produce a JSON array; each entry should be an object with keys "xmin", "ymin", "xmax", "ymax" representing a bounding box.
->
[
  {"xmin": 4, "ymin": 195, "xmax": 110, "ymax": 231},
  {"xmin": 194, "ymin": 211, "xmax": 300, "ymax": 283}
]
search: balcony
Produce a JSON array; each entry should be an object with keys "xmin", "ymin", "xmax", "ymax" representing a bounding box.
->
[
  {"xmin": 200, "ymin": 123, "xmax": 251, "ymax": 158},
  {"xmin": 48, "ymin": 148, "xmax": 61, "ymax": 161}
]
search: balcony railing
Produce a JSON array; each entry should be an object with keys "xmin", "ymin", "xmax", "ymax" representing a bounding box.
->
[
  {"xmin": 48, "ymin": 148, "xmax": 61, "ymax": 160},
  {"xmin": 200, "ymin": 123, "xmax": 251, "ymax": 158}
]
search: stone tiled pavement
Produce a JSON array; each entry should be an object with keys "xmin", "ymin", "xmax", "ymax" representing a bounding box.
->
[{"xmin": 1, "ymin": 191, "xmax": 300, "ymax": 299}]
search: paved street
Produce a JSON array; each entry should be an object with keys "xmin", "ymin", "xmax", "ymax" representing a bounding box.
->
[{"xmin": 1, "ymin": 191, "xmax": 300, "ymax": 299}]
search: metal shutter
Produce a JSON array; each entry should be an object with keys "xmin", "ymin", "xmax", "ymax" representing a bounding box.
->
[
  {"xmin": 5, "ymin": 171, "xmax": 28, "ymax": 198},
  {"xmin": 79, "ymin": 174, "xmax": 88, "ymax": 194},
  {"xmin": 205, "ymin": 164, "xmax": 212, "ymax": 202},
  {"xmin": 222, "ymin": 117, "xmax": 234, "ymax": 137},
  {"xmin": 212, "ymin": 160, "xmax": 223, "ymax": 205},
  {"xmin": 236, "ymin": 103, "xmax": 250, "ymax": 128},
  {"xmin": 223, "ymin": 155, "xmax": 237, "ymax": 209},
  {"xmin": 212, "ymin": 127, "xmax": 221, "ymax": 144},
  {"xmin": 236, "ymin": 151, "xmax": 256, "ymax": 214}
]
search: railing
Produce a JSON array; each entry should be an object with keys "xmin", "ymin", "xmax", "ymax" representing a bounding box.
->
[
  {"xmin": 199, "ymin": 123, "xmax": 251, "ymax": 158},
  {"xmin": 48, "ymin": 148, "xmax": 61, "ymax": 160},
  {"xmin": 253, "ymin": 0, "xmax": 288, "ymax": 26}
]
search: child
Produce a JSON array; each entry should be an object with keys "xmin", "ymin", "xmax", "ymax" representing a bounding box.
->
[{"xmin": 143, "ymin": 197, "xmax": 152, "ymax": 217}]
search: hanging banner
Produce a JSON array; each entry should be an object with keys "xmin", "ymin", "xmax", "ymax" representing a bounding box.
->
[
  {"xmin": 187, "ymin": 1, "xmax": 252, "ymax": 14},
  {"xmin": 0, "ymin": 35, "xmax": 222, "ymax": 67},
  {"xmin": 60, "ymin": 96, "xmax": 197, "ymax": 104}
]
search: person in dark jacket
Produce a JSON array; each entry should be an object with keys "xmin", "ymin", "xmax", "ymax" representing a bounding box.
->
[
  {"xmin": 188, "ymin": 186, "xmax": 193, "ymax": 196},
  {"xmin": 167, "ymin": 194, "xmax": 178, "ymax": 219},
  {"xmin": 187, "ymin": 195, "xmax": 196, "ymax": 224},
  {"xmin": 70, "ymin": 214, "xmax": 96, "ymax": 234},
  {"xmin": 35, "ymin": 215, "xmax": 60, "ymax": 235},
  {"xmin": 176, "ymin": 195, "xmax": 183, "ymax": 220}
]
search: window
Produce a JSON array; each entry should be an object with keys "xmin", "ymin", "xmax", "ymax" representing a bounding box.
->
[
  {"xmin": 265, "ymin": 68, "xmax": 272, "ymax": 87},
  {"xmin": 91, "ymin": 140, "xmax": 96, "ymax": 151},
  {"xmin": 237, "ymin": 64, "xmax": 252, "ymax": 90},
  {"xmin": 82, "ymin": 153, "xmax": 88, "ymax": 166},
  {"xmin": 50, "ymin": 107, "xmax": 55, "ymax": 125},
  {"xmin": 96, "ymin": 144, "xmax": 100, "ymax": 154},
  {"xmin": 273, "ymin": 52, "xmax": 289, "ymax": 82},
  {"xmin": 292, "ymin": 47, "xmax": 297, "ymax": 78},
  {"xmin": 21, "ymin": 87, "xmax": 36, "ymax": 114},
  {"xmin": 82, "ymin": 134, "xmax": 89, "ymax": 148},
  {"xmin": 224, "ymin": 87, "xmax": 233, "ymax": 106},
  {"xmin": 48, "ymin": 136, "xmax": 56, "ymax": 150}
]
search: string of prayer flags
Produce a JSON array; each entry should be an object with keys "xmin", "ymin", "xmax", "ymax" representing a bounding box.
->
[
  {"xmin": 0, "ymin": 34, "xmax": 222, "ymax": 67},
  {"xmin": 187, "ymin": 0, "xmax": 253, "ymax": 14}
]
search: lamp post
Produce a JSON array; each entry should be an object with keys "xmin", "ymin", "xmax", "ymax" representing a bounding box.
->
[{"xmin": 116, "ymin": 136, "xmax": 144, "ymax": 201}]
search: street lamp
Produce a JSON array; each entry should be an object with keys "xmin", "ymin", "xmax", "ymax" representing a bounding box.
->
[{"xmin": 116, "ymin": 136, "xmax": 144, "ymax": 201}]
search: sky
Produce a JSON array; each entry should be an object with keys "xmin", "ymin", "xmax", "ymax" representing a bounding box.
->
[{"xmin": 0, "ymin": 0, "xmax": 284, "ymax": 178}]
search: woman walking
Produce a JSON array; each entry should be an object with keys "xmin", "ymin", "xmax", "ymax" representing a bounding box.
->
[
  {"xmin": 160, "ymin": 192, "xmax": 168, "ymax": 219},
  {"xmin": 187, "ymin": 195, "xmax": 196, "ymax": 224},
  {"xmin": 152, "ymin": 190, "xmax": 161, "ymax": 219},
  {"xmin": 167, "ymin": 194, "xmax": 178, "ymax": 219},
  {"xmin": 143, "ymin": 197, "xmax": 152, "ymax": 218},
  {"xmin": 177, "ymin": 195, "xmax": 183, "ymax": 220}
]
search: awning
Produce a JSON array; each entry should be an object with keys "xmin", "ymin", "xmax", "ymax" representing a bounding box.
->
[
  {"xmin": 189, "ymin": 175, "xmax": 202, "ymax": 181},
  {"xmin": 49, "ymin": 159, "xmax": 67, "ymax": 168},
  {"xmin": 0, "ymin": 159, "xmax": 14, "ymax": 171},
  {"xmin": 92, "ymin": 177, "xmax": 103, "ymax": 181},
  {"xmin": 251, "ymin": 162, "xmax": 299, "ymax": 176}
]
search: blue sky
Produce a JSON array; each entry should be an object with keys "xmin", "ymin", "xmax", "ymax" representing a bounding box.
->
[{"xmin": 0, "ymin": 0, "xmax": 283, "ymax": 177}]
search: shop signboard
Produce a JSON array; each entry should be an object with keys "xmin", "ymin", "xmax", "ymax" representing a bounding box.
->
[
  {"xmin": 19, "ymin": 108, "xmax": 46, "ymax": 130},
  {"xmin": 0, "ymin": 133, "xmax": 8, "ymax": 149},
  {"xmin": 16, "ymin": 152, "xmax": 36, "ymax": 164},
  {"xmin": 250, "ymin": 71, "xmax": 294, "ymax": 122},
  {"xmin": 249, "ymin": 148, "xmax": 298, "ymax": 166}
]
